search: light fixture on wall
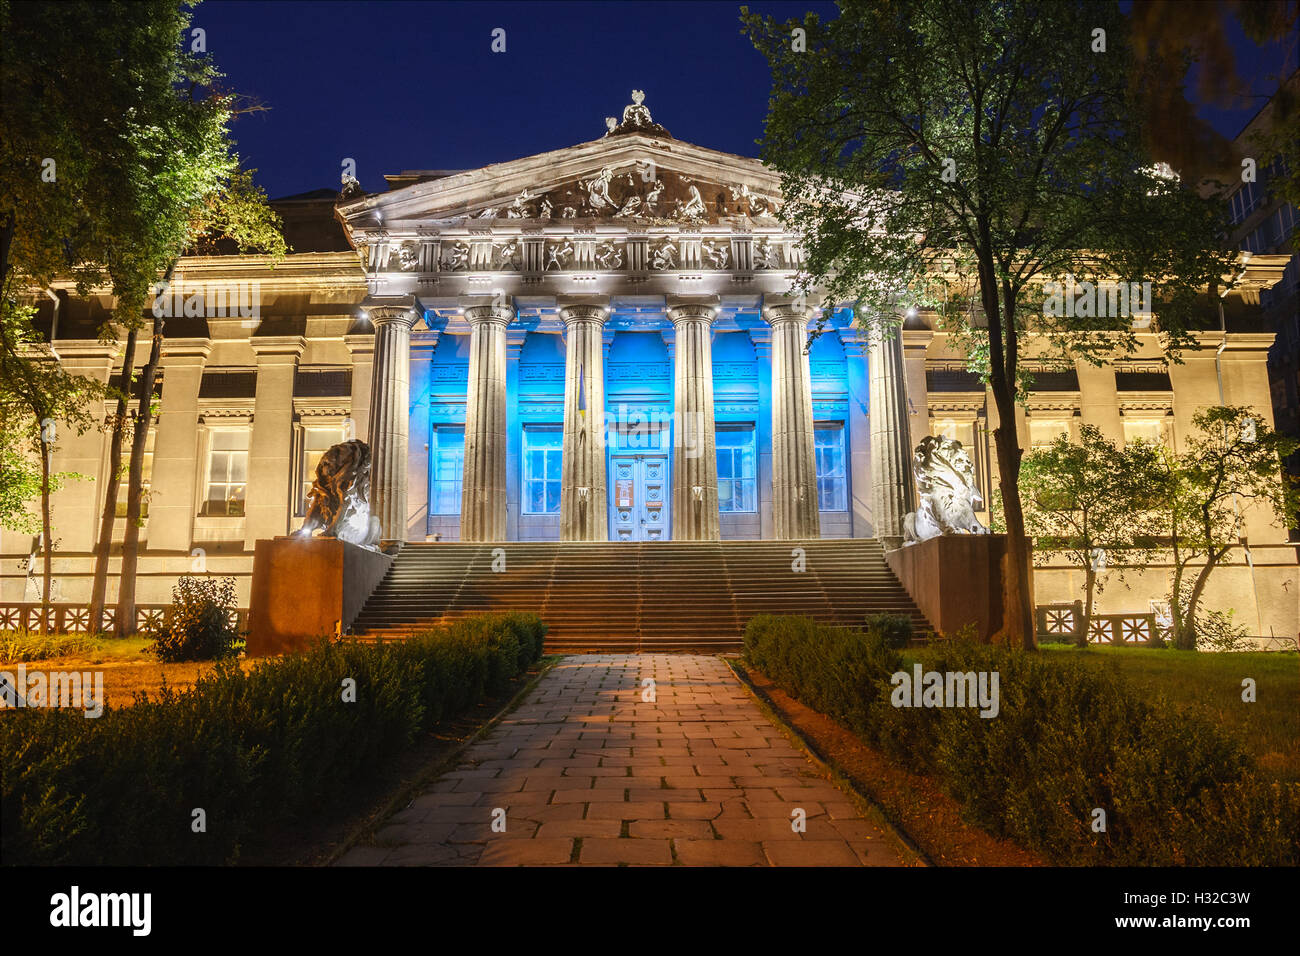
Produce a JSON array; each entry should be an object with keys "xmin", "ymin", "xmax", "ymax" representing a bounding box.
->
[
  {"xmin": 692, "ymin": 485, "xmax": 704, "ymax": 502},
  {"xmin": 577, "ymin": 486, "xmax": 590, "ymax": 503}
]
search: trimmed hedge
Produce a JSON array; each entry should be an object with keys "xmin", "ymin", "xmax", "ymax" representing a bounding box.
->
[
  {"xmin": 744, "ymin": 614, "xmax": 1300, "ymax": 866},
  {"xmin": 1, "ymin": 612, "xmax": 546, "ymax": 866}
]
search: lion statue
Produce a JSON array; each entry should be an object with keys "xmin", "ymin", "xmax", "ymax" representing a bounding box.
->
[
  {"xmin": 902, "ymin": 435, "xmax": 989, "ymax": 544},
  {"xmin": 298, "ymin": 439, "xmax": 382, "ymax": 549}
]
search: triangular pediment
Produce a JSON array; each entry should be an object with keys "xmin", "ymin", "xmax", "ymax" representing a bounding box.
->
[{"xmin": 337, "ymin": 132, "xmax": 786, "ymax": 231}]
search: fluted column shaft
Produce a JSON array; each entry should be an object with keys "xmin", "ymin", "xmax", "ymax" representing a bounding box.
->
[
  {"xmin": 461, "ymin": 304, "xmax": 512, "ymax": 541},
  {"xmin": 368, "ymin": 306, "xmax": 418, "ymax": 543},
  {"xmin": 560, "ymin": 305, "xmax": 609, "ymax": 540},
  {"xmin": 766, "ymin": 306, "xmax": 821, "ymax": 539},
  {"xmin": 867, "ymin": 321, "xmax": 916, "ymax": 540},
  {"xmin": 669, "ymin": 304, "xmax": 720, "ymax": 540}
]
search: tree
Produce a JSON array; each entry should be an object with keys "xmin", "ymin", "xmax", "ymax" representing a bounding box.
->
[
  {"xmin": 0, "ymin": 300, "xmax": 100, "ymax": 631},
  {"xmin": 743, "ymin": 0, "xmax": 1237, "ymax": 648},
  {"xmin": 1019, "ymin": 425, "xmax": 1162, "ymax": 644},
  {"xmin": 3, "ymin": 1, "xmax": 289, "ymax": 634},
  {"xmin": 1153, "ymin": 406, "xmax": 1299, "ymax": 649}
]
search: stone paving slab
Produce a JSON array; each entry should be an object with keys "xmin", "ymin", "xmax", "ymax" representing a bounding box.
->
[{"xmin": 337, "ymin": 654, "xmax": 906, "ymax": 867}]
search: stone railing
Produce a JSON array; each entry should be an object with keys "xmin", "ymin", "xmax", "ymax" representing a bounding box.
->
[
  {"xmin": 0, "ymin": 603, "xmax": 248, "ymax": 635},
  {"xmin": 1035, "ymin": 602, "xmax": 1161, "ymax": 646}
]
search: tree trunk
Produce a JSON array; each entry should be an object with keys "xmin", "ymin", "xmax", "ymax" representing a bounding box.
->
[
  {"xmin": 1079, "ymin": 564, "xmax": 1096, "ymax": 648},
  {"xmin": 88, "ymin": 326, "xmax": 138, "ymax": 634},
  {"xmin": 39, "ymin": 434, "xmax": 52, "ymax": 636},
  {"xmin": 1179, "ymin": 551, "xmax": 1221, "ymax": 651},
  {"xmin": 992, "ymin": 420, "xmax": 1036, "ymax": 649},
  {"xmin": 115, "ymin": 318, "xmax": 163, "ymax": 638}
]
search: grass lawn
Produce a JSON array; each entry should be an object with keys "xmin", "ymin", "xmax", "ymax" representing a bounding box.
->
[
  {"xmin": 0, "ymin": 630, "xmax": 154, "ymax": 664},
  {"xmin": 1, "ymin": 630, "xmax": 249, "ymax": 708},
  {"xmin": 911, "ymin": 642, "xmax": 1300, "ymax": 783}
]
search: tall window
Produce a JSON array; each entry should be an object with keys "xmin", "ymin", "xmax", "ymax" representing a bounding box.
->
[
  {"xmin": 115, "ymin": 426, "xmax": 155, "ymax": 518},
  {"xmin": 1122, "ymin": 418, "xmax": 1170, "ymax": 447},
  {"xmin": 814, "ymin": 423, "xmax": 847, "ymax": 512},
  {"xmin": 299, "ymin": 426, "xmax": 345, "ymax": 515},
  {"xmin": 204, "ymin": 429, "xmax": 248, "ymax": 516},
  {"xmin": 716, "ymin": 425, "xmax": 756, "ymax": 513},
  {"xmin": 430, "ymin": 426, "xmax": 465, "ymax": 515},
  {"xmin": 1029, "ymin": 419, "xmax": 1070, "ymax": 449},
  {"xmin": 522, "ymin": 425, "xmax": 562, "ymax": 514}
]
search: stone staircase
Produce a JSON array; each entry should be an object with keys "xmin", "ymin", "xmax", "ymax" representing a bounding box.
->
[{"xmin": 350, "ymin": 539, "xmax": 932, "ymax": 652}]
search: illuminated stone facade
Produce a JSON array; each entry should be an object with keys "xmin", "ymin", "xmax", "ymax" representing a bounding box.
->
[{"xmin": 1, "ymin": 96, "xmax": 1295, "ymax": 643}]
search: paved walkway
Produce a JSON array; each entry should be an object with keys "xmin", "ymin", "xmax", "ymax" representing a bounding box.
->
[{"xmin": 337, "ymin": 655, "xmax": 906, "ymax": 866}]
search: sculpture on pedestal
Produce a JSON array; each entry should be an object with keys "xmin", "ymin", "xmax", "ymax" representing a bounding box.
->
[
  {"xmin": 297, "ymin": 439, "xmax": 382, "ymax": 550},
  {"xmin": 902, "ymin": 435, "xmax": 989, "ymax": 544}
]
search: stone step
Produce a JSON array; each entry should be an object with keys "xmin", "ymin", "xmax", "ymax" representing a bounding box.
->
[{"xmin": 351, "ymin": 539, "xmax": 930, "ymax": 648}]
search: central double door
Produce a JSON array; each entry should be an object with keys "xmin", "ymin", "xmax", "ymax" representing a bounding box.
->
[{"xmin": 609, "ymin": 453, "xmax": 669, "ymax": 541}]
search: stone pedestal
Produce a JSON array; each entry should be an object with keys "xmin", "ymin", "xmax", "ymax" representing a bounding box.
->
[
  {"xmin": 868, "ymin": 321, "xmax": 915, "ymax": 543},
  {"xmin": 669, "ymin": 298, "xmax": 720, "ymax": 540},
  {"xmin": 248, "ymin": 535, "xmax": 393, "ymax": 656},
  {"xmin": 460, "ymin": 296, "xmax": 513, "ymax": 541},
  {"xmin": 366, "ymin": 297, "xmax": 418, "ymax": 544},
  {"xmin": 764, "ymin": 299, "xmax": 819, "ymax": 539},
  {"xmin": 884, "ymin": 534, "xmax": 1029, "ymax": 643},
  {"xmin": 559, "ymin": 302, "xmax": 609, "ymax": 541}
]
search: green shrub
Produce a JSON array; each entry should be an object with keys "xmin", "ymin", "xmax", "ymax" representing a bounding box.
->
[
  {"xmin": 864, "ymin": 613, "xmax": 914, "ymax": 649},
  {"xmin": 0, "ymin": 611, "xmax": 546, "ymax": 865},
  {"xmin": 145, "ymin": 575, "xmax": 242, "ymax": 662},
  {"xmin": 742, "ymin": 614, "xmax": 1300, "ymax": 867}
]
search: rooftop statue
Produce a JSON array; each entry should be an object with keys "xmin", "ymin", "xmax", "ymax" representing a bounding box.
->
[
  {"xmin": 297, "ymin": 439, "xmax": 382, "ymax": 550},
  {"xmin": 604, "ymin": 89, "xmax": 673, "ymax": 138},
  {"xmin": 902, "ymin": 435, "xmax": 989, "ymax": 544}
]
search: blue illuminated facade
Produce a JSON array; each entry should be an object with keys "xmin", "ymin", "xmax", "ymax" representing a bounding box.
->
[{"xmin": 412, "ymin": 310, "xmax": 858, "ymax": 542}]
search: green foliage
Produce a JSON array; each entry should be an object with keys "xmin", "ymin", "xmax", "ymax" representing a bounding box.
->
[
  {"xmin": 1020, "ymin": 425, "xmax": 1163, "ymax": 635},
  {"xmin": 0, "ymin": 612, "xmax": 546, "ymax": 865},
  {"xmin": 744, "ymin": 614, "xmax": 1300, "ymax": 865},
  {"xmin": 741, "ymin": 0, "xmax": 1235, "ymax": 372},
  {"xmin": 144, "ymin": 575, "xmax": 242, "ymax": 662},
  {"xmin": 864, "ymin": 612, "xmax": 914, "ymax": 649},
  {"xmin": 1152, "ymin": 405, "xmax": 1299, "ymax": 648}
]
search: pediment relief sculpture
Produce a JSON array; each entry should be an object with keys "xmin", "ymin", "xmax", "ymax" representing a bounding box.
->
[{"xmin": 460, "ymin": 165, "xmax": 782, "ymax": 226}]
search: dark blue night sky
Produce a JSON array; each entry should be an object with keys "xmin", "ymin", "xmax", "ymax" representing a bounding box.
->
[{"xmin": 191, "ymin": 0, "xmax": 1294, "ymax": 201}]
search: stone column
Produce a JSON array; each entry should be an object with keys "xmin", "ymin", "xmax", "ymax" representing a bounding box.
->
[
  {"xmin": 668, "ymin": 297, "xmax": 721, "ymax": 541},
  {"xmin": 764, "ymin": 299, "xmax": 820, "ymax": 539},
  {"xmin": 902, "ymin": 327, "xmax": 933, "ymax": 454},
  {"xmin": 748, "ymin": 326, "xmax": 776, "ymax": 539},
  {"xmin": 147, "ymin": 340, "xmax": 210, "ymax": 552},
  {"xmin": 838, "ymin": 329, "xmax": 873, "ymax": 539},
  {"xmin": 344, "ymin": 332, "xmax": 374, "ymax": 443},
  {"xmin": 245, "ymin": 336, "xmax": 305, "ymax": 548},
  {"xmin": 867, "ymin": 320, "xmax": 915, "ymax": 542},
  {"xmin": 558, "ymin": 301, "xmax": 609, "ymax": 541},
  {"xmin": 366, "ymin": 297, "xmax": 418, "ymax": 545},
  {"xmin": 460, "ymin": 296, "xmax": 513, "ymax": 542},
  {"xmin": 505, "ymin": 327, "xmax": 527, "ymax": 541}
]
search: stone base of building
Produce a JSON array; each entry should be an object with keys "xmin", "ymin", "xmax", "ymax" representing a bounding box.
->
[
  {"xmin": 885, "ymin": 534, "xmax": 1029, "ymax": 643},
  {"xmin": 247, "ymin": 535, "xmax": 392, "ymax": 656}
]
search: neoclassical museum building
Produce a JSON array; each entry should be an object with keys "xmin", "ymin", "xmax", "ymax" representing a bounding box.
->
[{"xmin": 3, "ymin": 94, "xmax": 1297, "ymax": 643}]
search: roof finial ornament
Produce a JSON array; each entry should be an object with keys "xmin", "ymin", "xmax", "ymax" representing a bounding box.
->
[{"xmin": 604, "ymin": 89, "xmax": 672, "ymax": 139}]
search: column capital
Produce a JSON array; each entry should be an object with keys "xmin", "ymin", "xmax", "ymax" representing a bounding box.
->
[
  {"xmin": 761, "ymin": 294, "xmax": 816, "ymax": 327},
  {"xmin": 362, "ymin": 293, "xmax": 419, "ymax": 329},
  {"xmin": 667, "ymin": 294, "xmax": 719, "ymax": 326},
  {"xmin": 558, "ymin": 302, "xmax": 610, "ymax": 327},
  {"xmin": 461, "ymin": 293, "xmax": 515, "ymax": 328}
]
